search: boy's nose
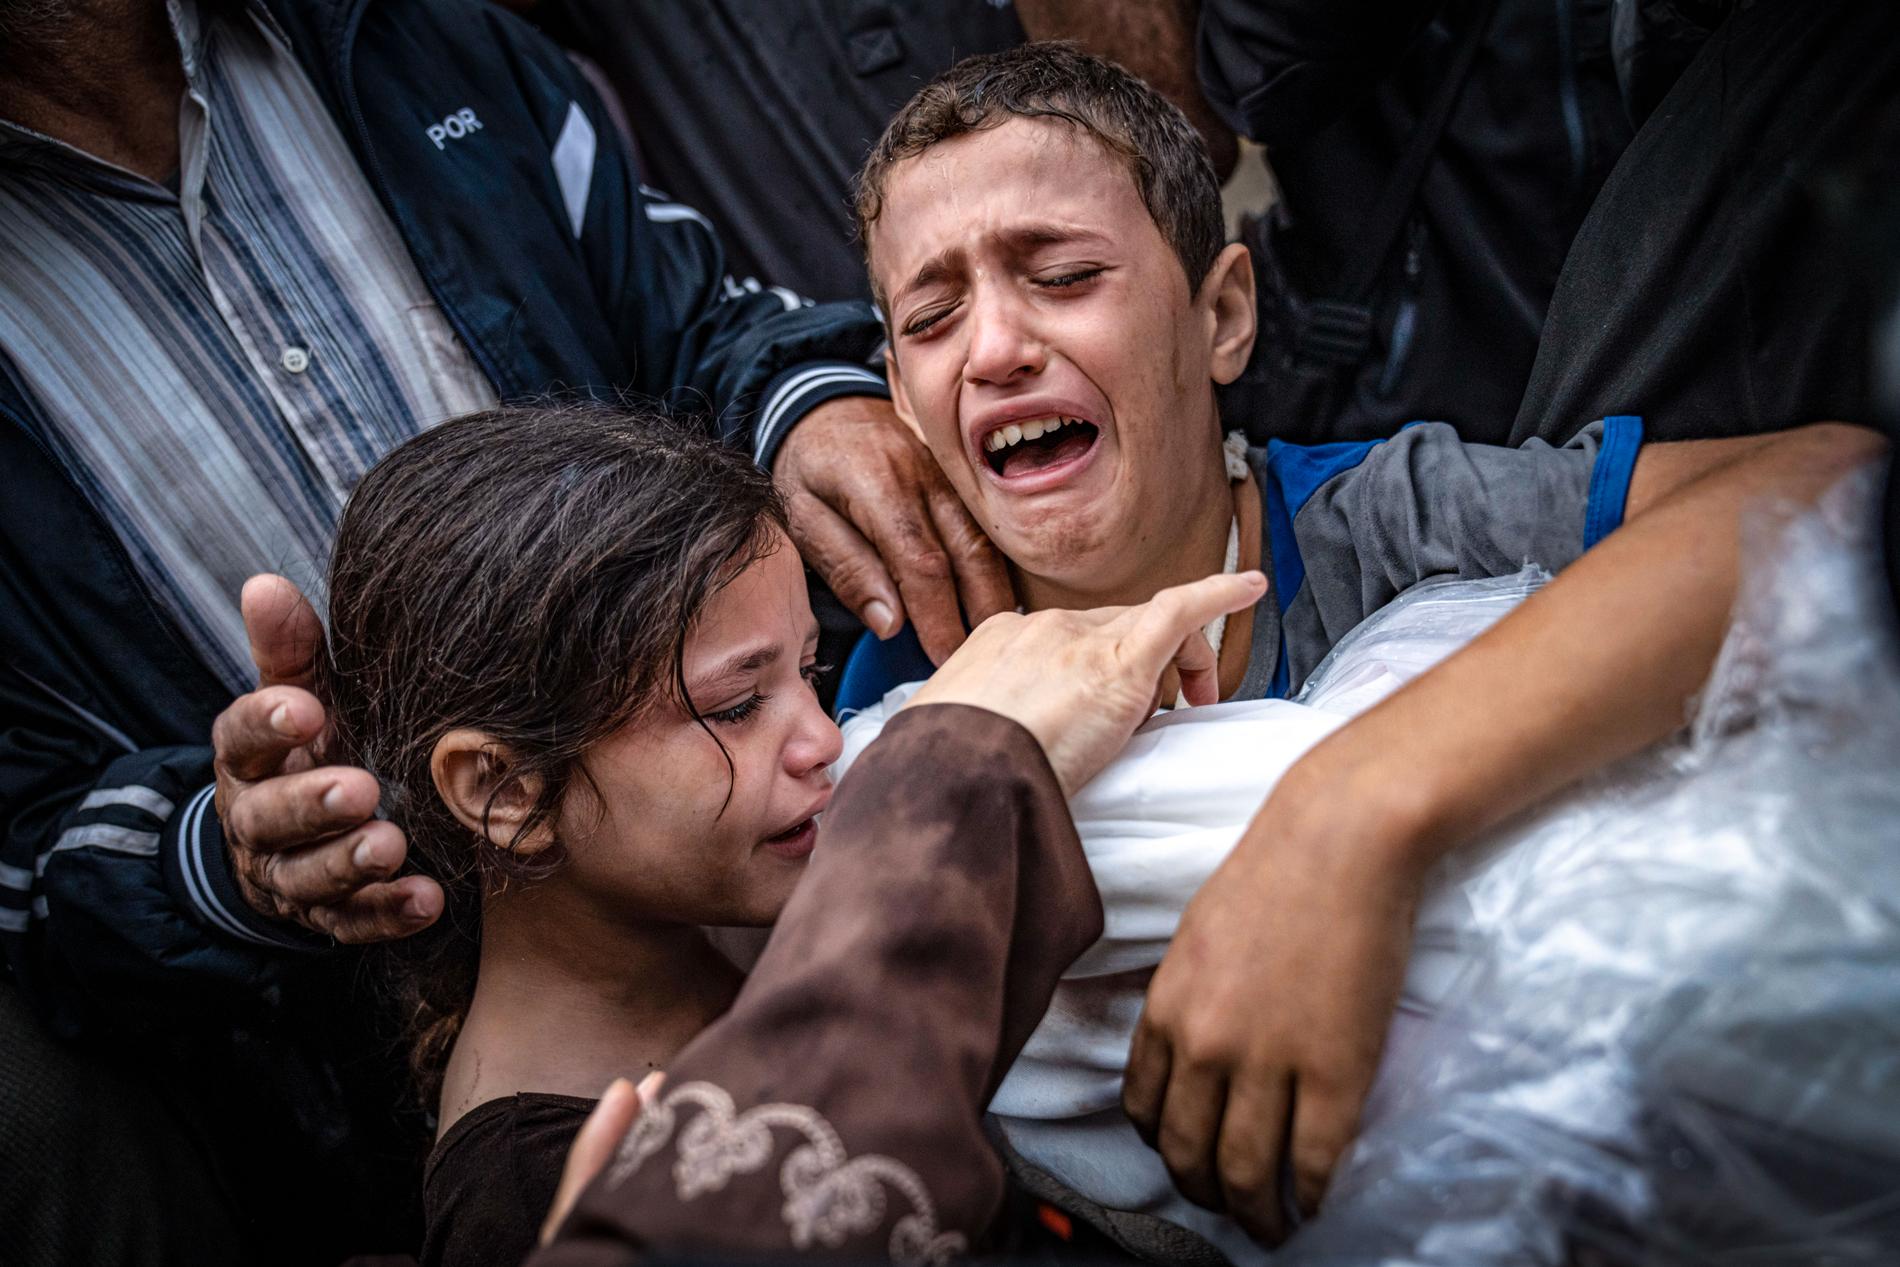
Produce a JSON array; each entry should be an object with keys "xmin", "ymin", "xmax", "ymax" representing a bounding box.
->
[{"xmin": 963, "ymin": 291, "xmax": 1046, "ymax": 387}]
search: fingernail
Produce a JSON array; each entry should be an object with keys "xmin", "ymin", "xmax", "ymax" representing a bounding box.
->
[
  {"xmin": 270, "ymin": 703, "xmax": 297, "ymax": 736},
  {"xmin": 402, "ymin": 893, "xmax": 434, "ymax": 922},
  {"xmin": 602, "ymin": 1076, "xmax": 634, "ymax": 1100},
  {"xmin": 636, "ymin": 1071, "xmax": 666, "ymax": 1097},
  {"xmin": 352, "ymin": 837, "xmax": 380, "ymax": 871},
  {"xmin": 322, "ymin": 783, "xmax": 351, "ymax": 814},
  {"xmin": 864, "ymin": 600, "xmax": 897, "ymax": 638}
]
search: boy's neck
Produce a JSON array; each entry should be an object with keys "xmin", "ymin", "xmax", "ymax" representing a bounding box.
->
[
  {"xmin": 438, "ymin": 881, "xmax": 745, "ymax": 1134},
  {"xmin": 1013, "ymin": 462, "xmax": 1263, "ymax": 700},
  {"xmin": 1013, "ymin": 458, "xmax": 1257, "ymax": 612}
]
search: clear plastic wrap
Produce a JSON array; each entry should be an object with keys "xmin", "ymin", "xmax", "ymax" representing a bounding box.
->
[
  {"xmin": 838, "ymin": 478, "xmax": 1900, "ymax": 1264},
  {"xmin": 1287, "ymin": 475, "xmax": 1900, "ymax": 1265}
]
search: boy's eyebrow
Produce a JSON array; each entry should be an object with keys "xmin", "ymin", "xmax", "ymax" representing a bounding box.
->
[
  {"xmin": 894, "ymin": 224, "xmax": 1114, "ymax": 304},
  {"xmin": 1001, "ymin": 223, "xmax": 1112, "ymax": 255},
  {"xmin": 897, "ymin": 250, "xmax": 958, "ymax": 304}
]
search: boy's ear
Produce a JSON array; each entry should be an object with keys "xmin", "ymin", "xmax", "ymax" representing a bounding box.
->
[
  {"xmin": 884, "ymin": 346, "xmax": 927, "ymax": 445},
  {"xmin": 1200, "ymin": 242, "xmax": 1258, "ymax": 386},
  {"xmin": 431, "ymin": 730, "xmax": 555, "ymax": 856}
]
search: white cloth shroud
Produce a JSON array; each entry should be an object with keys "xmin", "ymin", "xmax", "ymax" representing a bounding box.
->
[{"xmin": 836, "ymin": 570, "xmax": 1546, "ymax": 1261}]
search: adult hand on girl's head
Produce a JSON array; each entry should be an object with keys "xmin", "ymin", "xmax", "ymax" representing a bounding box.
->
[
  {"xmin": 907, "ymin": 571, "xmax": 1267, "ymax": 794},
  {"xmin": 211, "ymin": 574, "xmax": 443, "ymax": 943}
]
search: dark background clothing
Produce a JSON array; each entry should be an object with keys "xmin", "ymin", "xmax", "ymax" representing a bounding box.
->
[
  {"xmin": 1202, "ymin": 0, "xmax": 1633, "ymax": 444},
  {"xmin": 0, "ymin": 979, "xmax": 248, "ymax": 1267},
  {"xmin": 424, "ymin": 1093, "xmax": 593, "ymax": 1267},
  {"xmin": 537, "ymin": 0, "xmax": 1027, "ymax": 302},
  {"xmin": 1510, "ymin": 0, "xmax": 1900, "ymax": 444}
]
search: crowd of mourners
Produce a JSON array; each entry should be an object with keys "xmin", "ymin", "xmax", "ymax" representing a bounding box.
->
[{"xmin": 2, "ymin": 1, "xmax": 1898, "ymax": 1265}]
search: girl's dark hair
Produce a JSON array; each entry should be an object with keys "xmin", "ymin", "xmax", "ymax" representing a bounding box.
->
[{"xmin": 317, "ymin": 404, "xmax": 786, "ymax": 1104}]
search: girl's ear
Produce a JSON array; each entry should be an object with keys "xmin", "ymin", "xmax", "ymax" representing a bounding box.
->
[
  {"xmin": 431, "ymin": 729, "xmax": 555, "ymax": 856},
  {"xmin": 1199, "ymin": 241, "xmax": 1258, "ymax": 386}
]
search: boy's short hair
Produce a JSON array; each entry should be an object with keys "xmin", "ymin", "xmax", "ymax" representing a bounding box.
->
[{"xmin": 855, "ymin": 42, "xmax": 1226, "ymax": 304}]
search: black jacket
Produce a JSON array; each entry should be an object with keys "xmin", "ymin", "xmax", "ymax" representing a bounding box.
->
[
  {"xmin": 0, "ymin": 0, "xmax": 888, "ymax": 1036},
  {"xmin": 1201, "ymin": 0, "xmax": 1634, "ymax": 444},
  {"xmin": 1509, "ymin": 0, "xmax": 1897, "ymax": 444}
]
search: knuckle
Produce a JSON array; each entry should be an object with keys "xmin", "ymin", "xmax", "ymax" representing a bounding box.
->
[
  {"xmin": 1176, "ymin": 1024, "xmax": 1238, "ymax": 1070},
  {"xmin": 326, "ymin": 835, "xmax": 366, "ymax": 887},
  {"xmin": 821, "ymin": 559, "xmax": 878, "ymax": 604},
  {"xmin": 894, "ymin": 540, "xmax": 953, "ymax": 581},
  {"xmin": 333, "ymin": 909, "xmax": 398, "ymax": 946},
  {"xmin": 1156, "ymin": 1123, "xmax": 1204, "ymax": 1175},
  {"xmin": 223, "ymin": 795, "xmax": 262, "ymax": 854},
  {"xmin": 250, "ymin": 847, "xmax": 286, "ymax": 907},
  {"xmin": 1291, "ymin": 1137, "xmax": 1345, "ymax": 1201},
  {"xmin": 1217, "ymin": 1146, "xmax": 1274, "ymax": 1200},
  {"xmin": 971, "ymin": 610, "xmax": 1020, "ymax": 637}
]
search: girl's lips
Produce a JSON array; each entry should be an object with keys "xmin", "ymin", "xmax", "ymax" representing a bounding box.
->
[{"xmin": 760, "ymin": 818, "xmax": 817, "ymax": 860}]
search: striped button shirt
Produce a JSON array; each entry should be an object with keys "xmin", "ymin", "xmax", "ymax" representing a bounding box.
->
[{"xmin": 0, "ymin": 0, "xmax": 496, "ymax": 692}]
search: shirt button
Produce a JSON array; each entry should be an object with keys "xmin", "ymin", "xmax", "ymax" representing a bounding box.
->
[{"xmin": 280, "ymin": 345, "xmax": 310, "ymax": 374}]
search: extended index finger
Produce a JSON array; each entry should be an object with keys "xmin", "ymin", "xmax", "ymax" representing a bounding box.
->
[{"xmin": 1123, "ymin": 572, "xmax": 1268, "ymax": 678}]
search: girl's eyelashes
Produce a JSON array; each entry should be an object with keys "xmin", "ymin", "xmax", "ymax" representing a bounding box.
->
[
  {"xmin": 706, "ymin": 693, "xmax": 766, "ymax": 725},
  {"xmin": 706, "ymin": 665, "xmax": 830, "ymax": 725}
]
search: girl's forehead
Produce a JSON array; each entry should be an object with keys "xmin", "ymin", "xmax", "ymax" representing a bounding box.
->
[{"xmin": 684, "ymin": 543, "xmax": 812, "ymax": 662}]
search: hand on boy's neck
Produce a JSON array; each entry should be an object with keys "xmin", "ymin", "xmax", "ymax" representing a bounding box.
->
[{"xmin": 1011, "ymin": 468, "xmax": 1262, "ymax": 702}]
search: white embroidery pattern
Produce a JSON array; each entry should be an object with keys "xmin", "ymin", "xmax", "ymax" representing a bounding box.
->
[{"xmin": 607, "ymin": 1080, "xmax": 968, "ymax": 1264}]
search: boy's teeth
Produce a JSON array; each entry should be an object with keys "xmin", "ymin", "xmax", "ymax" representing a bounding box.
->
[{"xmin": 986, "ymin": 416, "xmax": 1075, "ymax": 453}]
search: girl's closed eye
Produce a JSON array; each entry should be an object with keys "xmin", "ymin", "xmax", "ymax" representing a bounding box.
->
[{"xmin": 707, "ymin": 692, "xmax": 766, "ymax": 725}]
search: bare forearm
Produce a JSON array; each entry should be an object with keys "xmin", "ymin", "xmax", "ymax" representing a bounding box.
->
[
  {"xmin": 1016, "ymin": 0, "xmax": 1239, "ymax": 179},
  {"xmin": 1272, "ymin": 423, "xmax": 1887, "ymax": 867}
]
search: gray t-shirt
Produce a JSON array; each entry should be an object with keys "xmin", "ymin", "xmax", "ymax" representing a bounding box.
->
[{"xmin": 1234, "ymin": 415, "xmax": 1645, "ymax": 699}]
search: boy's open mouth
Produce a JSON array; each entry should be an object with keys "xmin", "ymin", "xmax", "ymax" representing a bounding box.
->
[{"xmin": 982, "ymin": 416, "xmax": 1099, "ymax": 480}]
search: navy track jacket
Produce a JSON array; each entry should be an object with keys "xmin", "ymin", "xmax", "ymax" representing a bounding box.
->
[{"xmin": 0, "ymin": 0, "xmax": 889, "ymax": 1036}]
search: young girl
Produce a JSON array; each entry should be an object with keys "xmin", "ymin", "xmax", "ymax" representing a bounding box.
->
[
  {"xmin": 320, "ymin": 404, "xmax": 1252, "ymax": 1267},
  {"xmin": 319, "ymin": 406, "xmax": 842, "ymax": 1265}
]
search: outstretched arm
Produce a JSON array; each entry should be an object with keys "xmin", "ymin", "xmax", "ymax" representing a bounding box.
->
[{"xmin": 1124, "ymin": 422, "xmax": 1887, "ymax": 1244}]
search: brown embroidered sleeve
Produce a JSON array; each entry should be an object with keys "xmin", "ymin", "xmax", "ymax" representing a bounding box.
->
[{"xmin": 528, "ymin": 703, "xmax": 1103, "ymax": 1265}]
